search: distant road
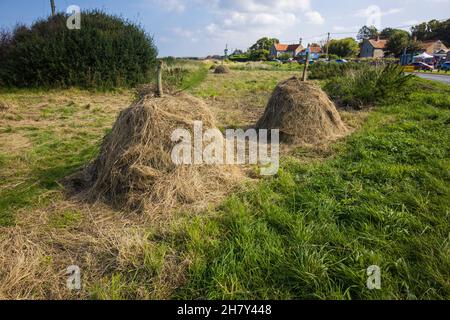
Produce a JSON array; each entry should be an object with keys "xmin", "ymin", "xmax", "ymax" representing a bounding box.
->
[{"xmin": 409, "ymin": 73, "xmax": 450, "ymax": 85}]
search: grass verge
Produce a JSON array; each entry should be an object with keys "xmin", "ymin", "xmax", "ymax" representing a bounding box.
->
[{"xmin": 170, "ymin": 78, "xmax": 450, "ymax": 299}]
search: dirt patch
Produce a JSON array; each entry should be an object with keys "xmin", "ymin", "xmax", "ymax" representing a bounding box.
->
[{"xmin": 257, "ymin": 77, "xmax": 348, "ymax": 144}]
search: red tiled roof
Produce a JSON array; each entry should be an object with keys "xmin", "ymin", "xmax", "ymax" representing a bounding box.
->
[
  {"xmin": 274, "ymin": 43, "xmax": 288, "ymax": 51},
  {"xmin": 368, "ymin": 39, "xmax": 388, "ymax": 49},
  {"xmin": 274, "ymin": 43, "xmax": 303, "ymax": 52},
  {"xmin": 309, "ymin": 45, "xmax": 322, "ymax": 53}
]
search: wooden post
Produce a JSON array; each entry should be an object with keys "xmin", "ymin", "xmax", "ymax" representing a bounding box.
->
[
  {"xmin": 302, "ymin": 51, "xmax": 310, "ymax": 81},
  {"xmin": 157, "ymin": 60, "xmax": 164, "ymax": 97},
  {"xmin": 50, "ymin": 0, "xmax": 56, "ymax": 16},
  {"xmin": 326, "ymin": 32, "xmax": 330, "ymax": 61}
]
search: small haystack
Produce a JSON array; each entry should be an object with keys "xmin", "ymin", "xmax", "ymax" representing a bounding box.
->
[
  {"xmin": 214, "ymin": 65, "xmax": 230, "ymax": 74},
  {"xmin": 256, "ymin": 77, "xmax": 347, "ymax": 144},
  {"xmin": 66, "ymin": 92, "xmax": 240, "ymax": 213}
]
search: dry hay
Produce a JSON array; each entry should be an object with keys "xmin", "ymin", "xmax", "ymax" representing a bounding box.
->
[
  {"xmin": 0, "ymin": 101, "xmax": 10, "ymax": 112},
  {"xmin": 0, "ymin": 201, "xmax": 188, "ymax": 299},
  {"xmin": 65, "ymin": 91, "xmax": 241, "ymax": 214},
  {"xmin": 214, "ymin": 65, "xmax": 230, "ymax": 74},
  {"xmin": 256, "ymin": 77, "xmax": 347, "ymax": 144}
]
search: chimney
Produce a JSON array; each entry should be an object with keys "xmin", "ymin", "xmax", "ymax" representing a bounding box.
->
[
  {"xmin": 376, "ymin": 35, "xmax": 380, "ymax": 41},
  {"xmin": 413, "ymin": 35, "xmax": 417, "ymax": 42},
  {"xmin": 299, "ymin": 38, "xmax": 303, "ymax": 46}
]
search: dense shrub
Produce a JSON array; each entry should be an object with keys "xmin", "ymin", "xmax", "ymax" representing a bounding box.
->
[
  {"xmin": 0, "ymin": 11, "xmax": 157, "ymax": 89},
  {"xmin": 323, "ymin": 64, "xmax": 414, "ymax": 108},
  {"xmin": 309, "ymin": 62, "xmax": 365, "ymax": 80}
]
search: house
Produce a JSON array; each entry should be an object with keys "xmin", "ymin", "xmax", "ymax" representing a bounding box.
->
[
  {"xmin": 270, "ymin": 43, "xmax": 304, "ymax": 58},
  {"xmin": 419, "ymin": 40, "xmax": 448, "ymax": 55},
  {"xmin": 360, "ymin": 37, "xmax": 388, "ymax": 58},
  {"xmin": 299, "ymin": 44, "xmax": 322, "ymax": 60}
]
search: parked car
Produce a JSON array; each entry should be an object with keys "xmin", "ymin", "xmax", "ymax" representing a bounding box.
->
[
  {"xmin": 335, "ymin": 59, "xmax": 348, "ymax": 64},
  {"xmin": 439, "ymin": 62, "xmax": 450, "ymax": 71},
  {"xmin": 410, "ymin": 62, "xmax": 434, "ymax": 71}
]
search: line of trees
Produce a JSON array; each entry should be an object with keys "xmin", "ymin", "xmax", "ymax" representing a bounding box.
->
[{"xmin": 229, "ymin": 37, "xmax": 279, "ymax": 62}]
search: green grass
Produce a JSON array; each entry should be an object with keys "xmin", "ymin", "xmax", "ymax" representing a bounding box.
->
[
  {"xmin": 1, "ymin": 65, "xmax": 448, "ymax": 299},
  {"xmin": 0, "ymin": 129, "xmax": 100, "ymax": 226},
  {"xmin": 170, "ymin": 78, "xmax": 450, "ymax": 300},
  {"xmin": 228, "ymin": 61, "xmax": 305, "ymax": 72}
]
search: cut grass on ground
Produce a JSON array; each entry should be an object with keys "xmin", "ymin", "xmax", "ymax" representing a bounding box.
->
[
  {"xmin": 169, "ymin": 79, "xmax": 450, "ymax": 300},
  {"xmin": 0, "ymin": 65, "xmax": 448, "ymax": 299},
  {"xmin": 85, "ymin": 78, "xmax": 450, "ymax": 300}
]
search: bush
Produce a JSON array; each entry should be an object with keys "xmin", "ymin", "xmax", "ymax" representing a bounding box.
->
[
  {"xmin": 0, "ymin": 10, "xmax": 157, "ymax": 89},
  {"xmin": 309, "ymin": 61, "xmax": 365, "ymax": 80},
  {"xmin": 323, "ymin": 64, "xmax": 414, "ymax": 108}
]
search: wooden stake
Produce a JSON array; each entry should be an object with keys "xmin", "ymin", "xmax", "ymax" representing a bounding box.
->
[
  {"xmin": 157, "ymin": 60, "xmax": 164, "ymax": 97},
  {"xmin": 50, "ymin": 0, "xmax": 56, "ymax": 16},
  {"xmin": 326, "ymin": 32, "xmax": 330, "ymax": 61},
  {"xmin": 302, "ymin": 51, "xmax": 310, "ymax": 81}
]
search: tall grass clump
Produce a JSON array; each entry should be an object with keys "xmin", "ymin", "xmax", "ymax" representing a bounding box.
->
[
  {"xmin": 0, "ymin": 11, "xmax": 157, "ymax": 89},
  {"xmin": 324, "ymin": 64, "xmax": 414, "ymax": 108},
  {"xmin": 309, "ymin": 62, "xmax": 364, "ymax": 80},
  {"xmin": 161, "ymin": 59, "xmax": 208, "ymax": 90}
]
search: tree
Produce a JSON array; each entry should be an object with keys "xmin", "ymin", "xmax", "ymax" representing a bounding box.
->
[
  {"xmin": 249, "ymin": 37, "xmax": 279, "ymax": 51},
  {"xmin": 380, "ymin": 28, "xmax": 397, "ymax": 39},
  {"xmin": 357, "ymin": 26, "xmax": 379, "ymax": 41},
  {"xmin": 248, "ymin": 49, "xmax": 270, "ymax": 61},
  {"xmin": 328, "ymin": 38, "xmax": 360, "ymax": 58},
  {"xmin": 412, "ymin": 19, "xmax": 450, "ymax": 47},
  {"xmin": 406, "ymin": 40, "xmax": 424, "ymax": 55},
  {"xmin": 385, "ymin": 30, "xmax": 411, "ymax": 57},
  {"xmin": 278, "ymin": 53, "xmax": 292, "ymax": 61}
]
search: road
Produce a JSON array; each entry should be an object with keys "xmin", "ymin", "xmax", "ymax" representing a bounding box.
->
[{"xmin": 409, "ymin": 73, "xmax": 450, "ymax": 85}]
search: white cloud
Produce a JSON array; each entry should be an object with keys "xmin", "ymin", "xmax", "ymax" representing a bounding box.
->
[
  {"xmin": 355, "ymin": 6, "xmax": 404, "ymax": 18},
  {"xmin": 196, "ymin": 0, "xmax": 323, "ymax": 47},
  {"xmin": 305, "ymin": 11, "xmax": 325, "ymax": 25},
  {"xmin": 214, "ymin": 0, "xmax": 311, "ymax": 13},
  {"xmin": 152, "ymin": 0, "xmax": 325, "ymax": 55}
]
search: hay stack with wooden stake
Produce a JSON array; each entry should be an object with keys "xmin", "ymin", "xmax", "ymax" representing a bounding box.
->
[
  {"xmin": 66, "ymin": 91, "xmax": 241, "ymax": 214},
  {"xmin": 214, "ymin": 65, "xmax": 230, "ymax": 74},
  {"xmin": 256, "ymin": 76, "xmax": 347, "ymax": 144}
]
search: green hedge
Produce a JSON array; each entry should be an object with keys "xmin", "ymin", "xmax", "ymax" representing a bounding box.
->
[{"xmin": 0, "ymin": 10, "xmax": 157, "ymax": 89}]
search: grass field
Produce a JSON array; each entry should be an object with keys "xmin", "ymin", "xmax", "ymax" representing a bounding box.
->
[{"xmin": 0, "ymin": 63, "xmax": 449, "ymax": 299}]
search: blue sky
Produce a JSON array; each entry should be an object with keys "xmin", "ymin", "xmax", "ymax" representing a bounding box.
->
[{"xmin": 1, "ymin": 0, "xmax": 449, "ymax": 57}]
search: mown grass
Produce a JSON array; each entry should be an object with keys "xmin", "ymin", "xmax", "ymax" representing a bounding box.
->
[
  {"xmin": 0, "ymin": 64, "xmax": 448, "ymax": 299},
  {"xmin": 0, "ymin": 89, "xmax": 132, "ymax": 226},
  {"xmin": 169, "ymin": 78, "xmax": 450, "ymax": 300},
  {"xmin": 228, "ymin": 61, "xmax": 304, "ymax": 72},
  {"xmin": 0, "ymin": 129, "xmax": 100, "ymax": 226}
]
